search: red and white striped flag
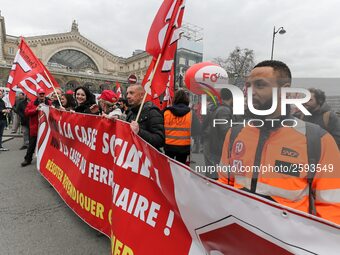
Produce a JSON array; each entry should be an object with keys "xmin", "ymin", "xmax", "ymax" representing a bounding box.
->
[
  {"xmin": 6, "ymin": 38, "xmax": 60, "ymax": 106},
  {"xmin": 142, "ymin": 0, "xmax": 185, "ymax": 103}
]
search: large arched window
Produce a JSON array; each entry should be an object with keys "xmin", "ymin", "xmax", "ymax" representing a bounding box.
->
[{"xmin": 48, "ymin": 49, "xmax": 99, "ymax": 72}]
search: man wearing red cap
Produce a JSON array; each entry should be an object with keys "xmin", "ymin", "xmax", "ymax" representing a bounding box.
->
[
  {"xmin": 21, "ymin": 88, "xmax": 51, "ymax": 167},
  {"xmin": 98, "ymin": 90, "xmax": 123, "ymax": 119}
]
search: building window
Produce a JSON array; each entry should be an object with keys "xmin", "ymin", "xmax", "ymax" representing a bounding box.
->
[
  {"xmin": 8, "ymin": 47, "xmax": 14, "ymax": 55},
  {"xmin": 179, "ymin": 57, "xmax": 186, "ymax": 65},
  {"xmin": 120, "ymin": 66, "xmax": 123, "ymax": 71},
  {"xmin": 189, "ymin": 60, "xmax": 196, "ymax": 66}
]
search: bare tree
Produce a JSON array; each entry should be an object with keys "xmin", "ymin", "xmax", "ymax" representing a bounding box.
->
[{"xmin": 214, "ymin": 47, "xmax": 255, "ymax": 87}]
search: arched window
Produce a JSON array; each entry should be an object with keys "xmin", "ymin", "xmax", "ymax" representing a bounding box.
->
[{"xmin": 48, "ymin": 49, "xmax": 99, "ymax": 72}]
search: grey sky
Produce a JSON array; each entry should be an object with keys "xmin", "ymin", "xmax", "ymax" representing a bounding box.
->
[{"xmin": 2, "ymin": 0, "xmax": 340, "ymax": 79}]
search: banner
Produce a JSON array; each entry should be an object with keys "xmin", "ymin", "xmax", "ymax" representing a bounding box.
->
[
  {"xmin": 37, "ymin": 107, "xmax": 340, "ymax": 255},
  {"xmin": 37, "ymin": 107, "xmax": 114, "ymax": 235}
]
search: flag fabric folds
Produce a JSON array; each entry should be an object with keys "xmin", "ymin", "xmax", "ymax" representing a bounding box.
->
[
  {"xmin": 143, "ymin": 0, "xmax": 185, "ymax": 103},
  {"xmin": 115, "ymin": 81, "xmax": 122, "ymax": 98},
  {"xmin": 6, "ymin": 38, "xmax": 60, "ymax": 106}
]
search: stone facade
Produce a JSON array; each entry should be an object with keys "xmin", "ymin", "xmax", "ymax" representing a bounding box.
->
[{"xmin": 0, "ymin": 16, "xmax": 152, "ymax": 94}]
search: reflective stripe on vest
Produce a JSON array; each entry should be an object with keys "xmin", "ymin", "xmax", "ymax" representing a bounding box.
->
[
  {"xmin": 316, "ymin": 189, "xmax": 340, "ymax": 203},
  {"xmin": 164, "ymin": 110, "xmax": 191, "ymax": 146},
  {"xmin": 235, "ymin": 176, "xmax": 308, "ymax": 202}
]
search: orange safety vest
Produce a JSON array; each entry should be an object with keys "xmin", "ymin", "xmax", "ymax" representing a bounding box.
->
[
  {"xmin": 219, "ymin": 119, "xmax": 340, "ymax": 225},
  {"xmin": 164, "ymin": 110, "xmax": 191, "ymax": 146}
]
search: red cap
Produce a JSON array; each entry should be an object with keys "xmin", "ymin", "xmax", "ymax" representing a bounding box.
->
[
  {"xmin": 66, "ymin": 90, "xmax": 74, "ymax": 95},
  {"xmin": 98, "ymin": 90, "xmax": 118, "ymax": 103},
  {"xmin": 37, "ymin": 88, "xmax": 45, "ymax": 94}
]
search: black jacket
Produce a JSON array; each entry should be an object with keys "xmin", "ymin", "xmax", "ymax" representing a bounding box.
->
[
  {"xmin": 202, "ymin": 103, "xmax": 233, "ymax": 163},
  {"xmin": 74, "ymin": 102, "xmax": 95, "ymax": 114},
  {"xmin": 126, "ymin": 102, "xmax": 165, "ymax": 150},
  {"xmin": 299, "ymin": 103, "xmax": 340, "ymax": 149},
  {"xmin": 16, "ymin": 98, "xmax": 29, "ymax": 126},
  {"xmin": 0, "ymin": 98, "xmax": 7, "ymax": 121}
]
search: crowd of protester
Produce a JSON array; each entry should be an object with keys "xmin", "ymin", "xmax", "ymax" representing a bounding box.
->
[
  {"xmin": 1, "ymin": 75, "xmax": 340, "ymax": 168},
  {"xmin": 1, "ymin": 60, "xmax": 340, "ymax": 225}
]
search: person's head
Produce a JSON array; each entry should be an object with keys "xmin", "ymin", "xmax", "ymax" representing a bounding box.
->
[
  {"xmin": 74, "ymin": 86, "xmax": 94, "ymax": 105},
  {"xmin": 126, "ymin": 85, "xmax": 145, "ymax": 107},
  {"xmin": 304, "ymin": 88, "xmax": 325, "ymax": 112},
  {"xmin": 0, "ymin": 89, "xmax": 3, "ymax": 98},
  {"xmin": 66, "ymin": 90, "xmax": 74, "ymax": 95},
  {"xmin": 61, "ymin": 94, "xmax": 76, "ymax": 109},
  {"xmin": 118, "ymin": 98, "xmax": 128, "ymax": 109},
  {"xmin": 245, "ymin": 60, "xmax": 291, "ymax": 117},
  {"xmin": 220, "ymin": 88, "xmax": 233, "ymax": 105},
  {"xmin": 51, "ymin": 88, "xmax": 63, "ymax": 101},
  {"xmin": 173, "ymin": 89, "xmax": 189, "ymax": 106},
  {"xmin": 98, "ymin": 90, "xmax": 118, "ymax": 113},
  {"xmin": 18, "ymin": 92, "xmax": 25, "ymax": 100},
  {"xmin": 37, "ymin": 88, "xmax": 46, "ymax": 102}
]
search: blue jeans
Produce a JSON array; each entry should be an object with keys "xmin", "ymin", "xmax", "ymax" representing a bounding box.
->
[{"xmin": 0, "ymin": 119, "xmax": 6, "ymax": 148}]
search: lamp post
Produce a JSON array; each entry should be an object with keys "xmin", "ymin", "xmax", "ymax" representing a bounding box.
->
[{"xmin": 271, "ymin": 26, "xmax": 286, "ymax": 60}]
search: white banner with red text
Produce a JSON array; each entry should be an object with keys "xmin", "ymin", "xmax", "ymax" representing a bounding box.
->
[{"xmin": 36, "ymin": 107, "xmax": 340, "ymax": 255}]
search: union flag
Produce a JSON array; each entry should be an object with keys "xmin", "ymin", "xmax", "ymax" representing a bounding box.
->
[{"xmin": 6, "ymin": 38, "xmax": 60, "ymax": 106}]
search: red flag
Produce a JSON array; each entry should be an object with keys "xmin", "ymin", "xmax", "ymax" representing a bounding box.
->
[
  {"xmin": 6, "ymin": 38, "xmax": 60, "ymax": 106},
  {"xmin": 143, "ymin": 0, "xmax": 185, "ymax": 102},
  {"xmin": 115, "ymin": 81, "xmax": 122, "ymax": 98},
  {"xmin": 162, "ymin": 66, "xmax": 175, "ymax": 109}
]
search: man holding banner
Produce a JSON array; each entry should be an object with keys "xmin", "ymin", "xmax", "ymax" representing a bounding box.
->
[
  {"xmin": 21, "ymin": 88, "xmax": 51, "ymax": 167},
  {"xmin": 219, "ymin": 60, "xmax": 340, "ymax": 225},
  {"xmin": 126, "ymin": 84, "xmax": 165, "ymax": 150}
]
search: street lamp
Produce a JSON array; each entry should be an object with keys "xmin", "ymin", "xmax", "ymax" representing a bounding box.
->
[{"xmin": 271, "ymin": 26, "xmax": 286, "ymax": 60}]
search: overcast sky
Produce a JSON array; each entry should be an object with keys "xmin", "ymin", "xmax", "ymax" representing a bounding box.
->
[{"xmin": 2, "ymin": 0, "xmax": 340, "ymax": 79}]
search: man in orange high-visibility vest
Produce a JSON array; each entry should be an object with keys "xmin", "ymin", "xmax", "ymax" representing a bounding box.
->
[{"xmin": 219, "ymin": 60, "xmax": 340, "ymax": 225}]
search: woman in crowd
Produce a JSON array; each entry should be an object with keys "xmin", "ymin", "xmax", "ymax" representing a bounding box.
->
[
  {"xmin": 163, "ymin": 89, "xmax": 192, "ymax": 164},
  {"xmin": 73, "ymin": 86, "xmax": 98, "ymax": 114},
  {"xmin": 60, "ymin": 93, "xmax": 76, "ymax": 111},
  {"xmin": 98, "ymin": 90, "xmax": 123, "ymax": 120}
]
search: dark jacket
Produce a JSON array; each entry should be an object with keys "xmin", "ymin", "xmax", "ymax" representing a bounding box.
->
[
  {"xmin": 0, "ymin": 98, "xmax": 7, "ymax": 121},
  {"xmin": 299, "ymin": 103, "xmax": 340, "ymax": 149},
  {"xmin": 163, "ymin": 103, "xmax": 191, "ymax": 154},
  {"xmin": 17, "ymin": 98, "xmax": 29, "ymax": 126},
  {"xmin": 25, "ymin": 98, "xmax": 51, "ymax": 136},
  {"xmin": 74, "ymin": 102, "xmax": 95, "ymax": 114},
  {"xmin": 203, "ymin": 103, "xmax": 233, "ymax": 163},
  {"xmin": 126, "ymin": 101, "xmax": 165, "ymax": 150},
  {"xmin": 52, "ymin": 100, "xmax": 61, "ymax": 109}
]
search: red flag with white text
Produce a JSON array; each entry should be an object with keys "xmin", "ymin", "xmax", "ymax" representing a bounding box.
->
[
  {"xmin": 143, "ymin": 0, "xmax": 185, "ymax": 102},
  {"xmin": 6, "ymin": 38, "xmax": 60, "ymax": 106},
  {"xmin": 115, "ymin": 81, "xmax": 122, "ymax": 98}
]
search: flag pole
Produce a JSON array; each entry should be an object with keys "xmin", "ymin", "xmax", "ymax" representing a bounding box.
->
[
  {"xmin": 42, "ymin": 69, "xmax": 62, "ymax": 107},
  {"xmin": 135, "ymin": 53, "xmax": 162, "ymax": 122}
]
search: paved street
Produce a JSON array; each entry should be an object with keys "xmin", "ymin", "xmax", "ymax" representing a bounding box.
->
[{"xmin": 0, "ymin": 131, "xmax": 110, "ymax": 255}]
